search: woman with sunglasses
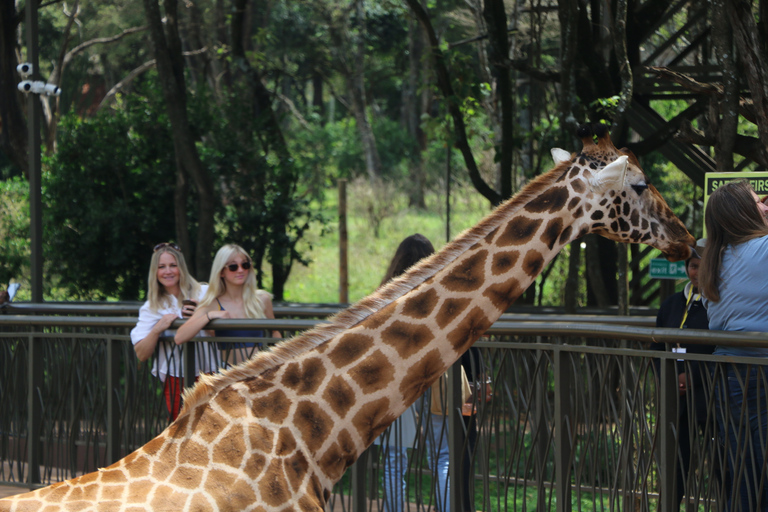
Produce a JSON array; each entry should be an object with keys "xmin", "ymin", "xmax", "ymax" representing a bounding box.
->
[
  {"xmin": 175, "ymin": 243, "xmax": 280, "ymax": 366},
  {"xmin": 130, "ymin": 243, "xmax": 216, "ymax": 421}
]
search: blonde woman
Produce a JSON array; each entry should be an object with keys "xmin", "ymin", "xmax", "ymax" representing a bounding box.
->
[
  {"xmin": 130, "ymin": 243, "xmax": 215, "ymax": 421},
  {"xmin": 175, "ymin": 244, "xmax": 280, "ymax": 366}
]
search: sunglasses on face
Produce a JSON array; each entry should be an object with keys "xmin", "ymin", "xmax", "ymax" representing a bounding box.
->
[
  {"xmin": 226, "ymin": 261, "xmax": 252, "ymax": 272},
  {"xmin": 154, "ymin": 242, "xmax": 180, "ymax": 252}
]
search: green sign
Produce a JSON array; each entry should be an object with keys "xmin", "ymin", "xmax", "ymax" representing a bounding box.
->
[{"xmin": 649, "ymin": 258, "xmax": 686, "ymax": 280}]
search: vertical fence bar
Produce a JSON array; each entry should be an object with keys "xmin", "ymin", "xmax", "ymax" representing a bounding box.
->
[
  {"xmin": 27, "ymin": 334, "xmax": 42, "ymax": 485},
  {"xmin": 554, "ymin": 347, "xmax": 573, "ymax": 511},
  {"xmin": 448, "ymin": 360, "xmax": 463, "ymax": 512},
  {"xmin": 184, "ymin": 340, "xmax": 196, "ymax": 390},
  {"xmin": 658, "ymin": 355, "xmax": 678, "ymax": 512},
  {"xmin": 106, "ymin": 338, "xmax": 121, "ymax": 464},
  {"xmin": 350, "ymin": 447, "xmax": 368, "ymax": 512}
]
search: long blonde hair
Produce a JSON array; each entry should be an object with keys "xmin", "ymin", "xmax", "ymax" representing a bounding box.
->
[
  {"xmin": 700, "ymin": 180, "xmax": 768, "ymax": 302},
  {"xmin": 147, "ymin": 245, "xmax": 200, "ymax": 312},
  {"xmin": 199, "ymin": 244, "xmax": 267, "ymax": 318}
]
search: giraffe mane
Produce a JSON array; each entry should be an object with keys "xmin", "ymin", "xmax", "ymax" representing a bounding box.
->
[{"xmin": 177, "ymin": 159, "xmax": 574, "ymax": 418}]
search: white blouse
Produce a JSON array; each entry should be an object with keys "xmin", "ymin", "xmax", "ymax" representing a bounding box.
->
[{"xmin": 130, "ymin": 284, "xmax": 219, "ymax": 381}]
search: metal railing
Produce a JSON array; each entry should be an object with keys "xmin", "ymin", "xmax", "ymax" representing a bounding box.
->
[{"xmin": 2, "ymin": 310, "xmax": 768, "ymax": 512}]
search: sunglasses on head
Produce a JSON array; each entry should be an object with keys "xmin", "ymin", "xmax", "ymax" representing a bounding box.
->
[
  {"xmin": 226, "ymin": 261, "xmax": 252, "ymax": 272},
  {"xmin": 154, "ymin": 242, "xmax": 180, "ymax": 252}
]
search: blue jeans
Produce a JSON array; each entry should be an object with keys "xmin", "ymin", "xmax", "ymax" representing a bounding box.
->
[
  {"xmin": 425, "ymin": 413, "xmax": 451, "ymax": 512},
  {"xmin": 381, "ymin": 444, "xmax": 408, "ymax": 512},
  {"xmin": 716, "ymin": 364, "xmax": 768, "ymax": 512}
]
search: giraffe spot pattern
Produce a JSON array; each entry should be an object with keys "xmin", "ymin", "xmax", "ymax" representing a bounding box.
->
[
  {"xmin": 524, "ymin": 186, "xmax": 569, "ymax": 214},
  {"xmin": 258, "ymin": 459, "xmax": 289, "ymax": 506},
  {"xmin": 244, "ymin": 376, "xmax": 274, "ymax": 394},
  {"xmin": 349, "ymin": 350, "xmax": 396, "ymax": 393},
  {"xmin": 126, "ymin": 481, "xmax": 153, "ymax": 503},
  {"xmin": 573, "ymin": 206, "xmax": 584, "ymax": 218},
  {"xmin": 498, "ymin": 217, "xmax": 543, "ymax": 246},
  {"xmin": 571, "ymin": 178, "xmax": 585, "ymax": 193},
  {"xmin": 591, "ymin": 210, "xmax": 604, "ymax": 220},
  {"xmin": 293, "ymin": 400, "xmax": 334, "ymax": 454},
  {"xmin": 126, "ymin": 454, "xmax": 152, "ymax": 479},
  {"xmin": 523, "ymin": 250, "xmax": 544, "ymax": 277},
  {"xmin": 196, "ymin": 406, "xmax": 228, "ymax": 444},
  {"xmin": 351, "ymin": 397, "xmax": 396, "ymax": 446},
  {"xmin": 570, "ymin": 165, "xmax": 582, "ymax": 178},
  {"xmin": 435, "ymin": 298, "xmax": 471, "ymax": 330},
  {"xmin": 542, "ymin": 218, "xmax": 564, "ymax": 250},
  {"xmin": 483, "ymin": 278, "xmax": 523, "ymax": 311},
  {"xmin": 559, "ymin": 226, "xmax": 573, "ymax": 245},
  {"xmin": 276, "ymin": 427, "xmax": 297, "ymax": 456},
  {"xmin": 282, "ymin": 357, "xmax": 327, "ymax": 395},
  {"xmin": 363, "ymin": 302, "xmax": 396, "ymax": 330},
  {"xmin": 491, "ymin": 250, "xmax": 520, "ymax": 276},
  {"xmin": 318, "ymin": 429, "xmax": 357, "ymax": 481},
  {"xmin": 252, "ymin": 389, "xmax": 291, "ymax": 424},
  {"xmin": 168, "ymin": 465, "xmax": 204, "ymax": 490},
  {"xmin": 322, "ymin": 375, "xmax": 357, "ymax": 418},
  {"xmin": 216, "ymin": 387, "xmax": 248, "ymax": 419},
  {"xmin": 630, "ymin": 209, "xmax": 640, "ymax": 227},
  {"xmin": 327, "ymin": 333, "xmax": 374, "ymax": 369},
  {"xmin": 439, "ymin": 250, "xmax": 488, "ymax": 292},
  {"xmin": 250, "ymin": 424, "xmax": 275, "ymax": 454},
  {"xmin": 567, "ymin": 197, "xmax": 580, "ymax": 211},
  {"xmin": 285, "ymin": 451, "xmax": 310, "ymax": 492},
  {"xmin": 204, "ymin": 469, "xmax": 255, "ymax": 509},
  {"xmin": 381, "ymin": 320, "xmax": 435, "ymax": 359},
  {"xmin": 399, "ymin": 349, "xmax": 444, "ymax": 405},
  {"xmin": 212, "ymin": 423, "xmax": 246, "ymax": 467},
  {"xmin": 446, "ymin": 307, "xmax": 493, "ymax": 352},
  {"xmin": 483, "ymin": 226, "xmax": 499, "ymax": 244},
  {"xmin": 177, "ymin": 439, "xmax": 210, "ymax": 467},
  {"xmin": 403, "ymin": 288, "xmax": 439, "ymax": 319},
  {"xmin": 244, "ymin": 452, "xmax": 267, "ymax": 481}
]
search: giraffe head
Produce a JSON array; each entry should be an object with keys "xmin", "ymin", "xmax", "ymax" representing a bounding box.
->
[{"xmin": 555, "ymin": 124, "xmax": 694, "ymax": 261}]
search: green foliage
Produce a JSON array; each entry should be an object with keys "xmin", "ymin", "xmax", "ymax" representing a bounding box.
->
[
  {"xmin": 0, "ymin": 177, "xmax": 30, "ymax": 288},
  {"xmin": 43, "ymin": 88, "xmax": 176, "ymax": 300}
]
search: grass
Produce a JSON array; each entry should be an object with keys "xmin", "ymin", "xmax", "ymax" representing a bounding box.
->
[{"xmin": 281, "ymin": 182, "xmax": 491, "ymax": 304}]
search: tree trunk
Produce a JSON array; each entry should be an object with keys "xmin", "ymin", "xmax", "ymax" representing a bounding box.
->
[
  {"xmin": 482, "ymin": 0, "xmax": 514, "ymax": 199},
  {"xmin": 350, "ymin": 0, "xmax": 381, "ymax": 181},
  {"xmin": 727, "ymin": 0, "xmax": 768, "ymax": 164},
  {"xmin": 0, "ymin": 1, "xmax": 28, "ymax": 176},
  {"xmin": 712, "ymin": 0, "xmax": 738, "ymax": 171},
  {"xmin": 143, "ymin": 0, "xmax": 216, "ymax": 277},
  {"xmin": 404, "ymin": 15, "xmax": 426, "ymax": 208},
  {"xmin": 406, "ymin": 0, "xmax": 500, "ymax": 205}
]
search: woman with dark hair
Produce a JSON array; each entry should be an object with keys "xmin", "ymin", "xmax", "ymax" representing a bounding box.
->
[
  {"xmin": 377, "ymin": 234, "xmax": 479, "ymax": 512},
  {"xmin": 701, "ymin": 180, "xmax": 768, "ymax": 511},
  {"xmin": 376, "ymin": 234, "xmax": 435, "ymax": 512}
]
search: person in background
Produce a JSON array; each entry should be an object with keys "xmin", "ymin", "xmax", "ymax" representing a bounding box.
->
[
  {"xmin": 175, "ymin": 243, "xmax": 280, "ymax": 366},
  {"xmin": 130, "ymin": 242, "xmax": 216, "ymax": 422},
  {"xmin": 652, "ymin": 242, "xmax": 711, "ymax": 509},
  {"xmin": 375, "ymin": 234, "xmax": 432, "ymax": 512},
  {"xmin": 700, "ymin": 179, "xmax": 768, "ymax": 512}
]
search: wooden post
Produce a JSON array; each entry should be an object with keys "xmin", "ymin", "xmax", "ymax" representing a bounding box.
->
[{"xmin": 339, "ymin": 179, "xmax": 349, "ymax": 304}]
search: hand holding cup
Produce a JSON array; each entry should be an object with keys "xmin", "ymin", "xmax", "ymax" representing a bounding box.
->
[{"xmin": 181, "ymin": 299, "xmax": 197, "ymax": 318}]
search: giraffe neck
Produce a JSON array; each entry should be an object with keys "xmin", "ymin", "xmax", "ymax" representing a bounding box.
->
[{"xmin": 270, "ymin": 163, "xmax": 593, "ymax": 491}]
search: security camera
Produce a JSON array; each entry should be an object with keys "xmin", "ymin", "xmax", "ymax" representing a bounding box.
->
[
  {"xmin": 43, "ymin": 83, "xmax": 61, "ymax": 96},
  {"xmin": 29, "ymin": 81, "xmax": 46, "ymax": 94},
  {"xmin": 16, "ymin": 62, "xmax": 33, "ymax": 77},
  {"xmin": 17, "ymin": 80, "xmax": 33, "ymax": 93}
]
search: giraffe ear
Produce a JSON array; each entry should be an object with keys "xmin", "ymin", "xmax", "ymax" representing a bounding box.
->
[
  {"xmin": 590, "ymin": 155, "xmax": 628, "ymax": 193},
  {"xmin": 551, "ymin": 148, "xmax": 571, "ymax": 164}
]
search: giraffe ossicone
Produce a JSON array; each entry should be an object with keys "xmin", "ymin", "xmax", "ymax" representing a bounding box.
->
[{"xmin": 1, "ymin": 125, "xmax": 694, "ymax": 512}]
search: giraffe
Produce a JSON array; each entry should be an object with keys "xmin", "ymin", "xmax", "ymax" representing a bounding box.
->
[{"xmin": 1, "ymin": 125, "xmax": 694, "ymax": 511}]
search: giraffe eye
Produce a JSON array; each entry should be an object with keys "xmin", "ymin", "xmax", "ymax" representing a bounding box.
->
[{"xmin": 631, "ymin": 183, "xmax": 648, "ymax": 196}]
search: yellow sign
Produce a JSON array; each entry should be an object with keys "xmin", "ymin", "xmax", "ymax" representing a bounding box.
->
[{"xmin": 703, "ymin": 172, "xmax": 768, "ymax": 236}]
